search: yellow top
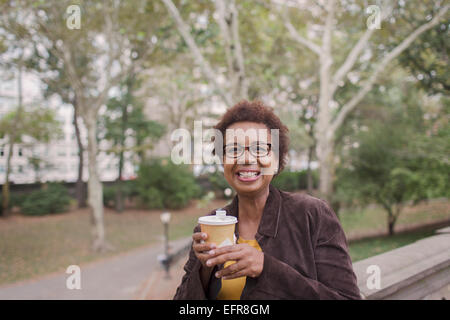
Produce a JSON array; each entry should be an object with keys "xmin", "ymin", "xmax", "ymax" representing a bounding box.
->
[{"xmin": 216, "ymin": 238, "xmax": 262, "ymax": 300}]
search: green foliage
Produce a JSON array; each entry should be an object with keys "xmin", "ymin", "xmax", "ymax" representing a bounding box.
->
[
  {"xmin": 99, "ymin": 76, "xmax": 166, "ymax": 159},
  {"xmin": 0, "ymin": 192, "xmax": 27, "ymax": 211},
  {"xmin": 136, "ymin": 159, "xmax": 201, "ymax": 209},
  {"xmin": 396, "ymin": 3, "xmax": 449, "ymax": 95},
  {"xmin": 102, "ymin": 185, "xmax": 116, "ymax": 208},
  {"xmin": 207, "ymin": 170, "xmax": 230, "ymax": 192},
  {"xmin": 336, "ymin": 122, "xmax": 449, "ymax": 210},
  {"xmin": 20, "ymin": 183, "xmax": 71, "ymax": 216},
  {"xmin": 103, "ymin": 180, "xmax": 140, "ymax": 208},
  {"xmin": 0, "ymin": 107, "xmax": 62, "ymax": 143},
  {"xmin": 9, "ymin": 192, "xmax": 28, "ymax": 208},
  {"xmin": 271, "ymin": 170, "xmax": 318, "ymax": 192},
  {"xmin": 335, "ymin": 67, "xmax": 449, "ymax": 210},
  {"xmin": 271, "ymin": 170, "xmax": 299, "ymax": 191}
]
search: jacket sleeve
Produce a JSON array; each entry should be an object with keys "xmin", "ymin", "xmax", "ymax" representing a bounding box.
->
[
  {"xmin": 244, "ymin": 200, "xmax": 361, "ymax": 300},
  {"xmin": 173, "ymin": 225, "xmax": 208, "ymax": 300}
]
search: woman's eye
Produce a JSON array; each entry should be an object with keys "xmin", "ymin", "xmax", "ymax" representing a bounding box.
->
[
  {"xmin": 226, "ymin": 146, "xmax": 239, "ymax": 154},
  {"xmin": 255, "ymin": 145, "xmax": 268, "ymax": 153}
]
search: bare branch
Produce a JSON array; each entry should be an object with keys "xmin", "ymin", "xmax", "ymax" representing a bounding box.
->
[
  {"xmin": 161, "ymin": 0, "xmax": 232, "ymax": 105},
  {"xmin": 214, "ymin": 0, "xmax": 233, "ymax": 74},
  {"xmin": 229, "ymin": 0, "xmax": 248, "ymax": 99},
  {"xmin": 330, "ymin": 29, "xmax": 375, "ymax": 93},
  {"xmin": 330, "ymin": 5, "xmax": 449, "ymax": 135},
  {"xmin": 330, "ymin": 2, "xmax": 395, "ymax": 94},
  {"xmin": 281, "ymin": 7, "xmax": 321, "ymax": 56}
]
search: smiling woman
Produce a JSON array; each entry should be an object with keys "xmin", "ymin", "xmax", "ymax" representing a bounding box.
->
[{"xmin": 174, "ymin": 100, "xmax": 361, "ymax": 300}]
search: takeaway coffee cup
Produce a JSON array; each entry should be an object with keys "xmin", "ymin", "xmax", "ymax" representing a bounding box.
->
[{"xmin": 198, "ymin": 210, "xmax": 237, "ymax": 248}]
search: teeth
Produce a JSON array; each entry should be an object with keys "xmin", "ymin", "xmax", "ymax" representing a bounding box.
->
[{"xmin": 239, "ymin": 171, "xmax": 258, "ymax": 177}]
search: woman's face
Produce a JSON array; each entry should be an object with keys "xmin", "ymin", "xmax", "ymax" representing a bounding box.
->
[{"xmin": 222, "ymin": 121, "xmax": 278, "ymax": 197}]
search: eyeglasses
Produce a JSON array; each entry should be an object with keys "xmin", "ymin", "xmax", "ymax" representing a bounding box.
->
[{"xmin": 223, "ymin": 142, "xmax": 272, "ymax": 158}]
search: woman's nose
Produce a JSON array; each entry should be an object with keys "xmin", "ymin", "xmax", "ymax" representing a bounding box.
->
[{"xmin": 241, "ymin": 149, "xmax": 257, "ymax": 164}]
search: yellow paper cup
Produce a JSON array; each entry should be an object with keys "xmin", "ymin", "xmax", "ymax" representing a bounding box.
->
[{"xmin": 198, "ymin": 212, "xmax": 237, "ymax": 248}]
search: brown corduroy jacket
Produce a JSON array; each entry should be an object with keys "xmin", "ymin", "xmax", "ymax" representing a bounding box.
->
[{"xmin": 173, "ymin": 184, "xmax": 361, "ymax": 300}]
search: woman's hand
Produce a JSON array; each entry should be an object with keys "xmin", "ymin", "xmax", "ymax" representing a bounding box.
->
[
  {"xmin": 205, "ymin": 243, "xmax": 264, "ymax": 280},
  {"xmin": 192, "ymin": 232, "xmax": 216, "ymax": 268}
]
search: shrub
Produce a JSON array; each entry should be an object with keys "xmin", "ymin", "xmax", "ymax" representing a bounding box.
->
[
  {"xmin": 103, "ymin": 185, "xmax": 116, "ymax": 208},
  {"xmin": 207, "ymin": 169, "xmax": 231, "ymax": 198},
  {"xmin": 103, "ymin": 180, "xmax": 139, "ymax": 208},
  {"xmin": 271, "ymin": 170, "xmax": 318, "ymax": 192},
  {"xmin": 140, "ymin": 187, "xmax": 164, "ymax": 209},
  {"xmin": 136, "ymin": 158, "xmax": 202, "ymax": 209},
  {"xmin": 21, "ymin": 183, "xmax": 71, "ymax": 216},
  {"xmin": 271, "ymin": 171, "xmax": 299, "ymax": 191},
  {"xmin": 0, "ymin": 192, "xmax": 28, "ymax": 212}
]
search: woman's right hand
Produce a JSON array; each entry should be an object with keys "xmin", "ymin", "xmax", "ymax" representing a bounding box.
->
[{"xmin": 192, "ymin": 232, "xmax": 216, "ymax": 268}]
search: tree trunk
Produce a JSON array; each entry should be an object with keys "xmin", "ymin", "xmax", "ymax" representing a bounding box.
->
[
  {"xmin": 386, "ymin": 205, "xmax": 399, "ymax": 236},
  {"xmin": 315, "ymin": 0, "xmax": 335, "ymax": 204},
  {"xmin": 115, "ymin": 102, "xmax": 127, "ymax": 213},
  {"xmin": 115, "ymin": 168, "xmax": 124, "ymax": 212},
  {"xmin": 83, "ymin": 113, "xmax": 112, "ymax": 252},
  {"xmin": 316, "ymin": 138, "xmax": 335, "ymax": 202},
  {"xmin": 388, "ymin": 214, "xmax": 396, "ymax": 236},
  {"xmin": 73, "ymin": 98, "xmax": 87, "ymax": 208},
  {"xmin": 1, "ymin": 143, "xmax": 14, "ymax": 216},
  {"xmin": 306, "ymin": 143, "xmax": 314, "ymax": 195},
  {"xmin": 2, "ymin": 64, "xmax": 23, "ymax": 216}
]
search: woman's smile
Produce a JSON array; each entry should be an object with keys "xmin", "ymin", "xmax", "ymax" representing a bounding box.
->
[{"xmin": 235, "ymin": 169, "xmax": 261, "ymax": 182}]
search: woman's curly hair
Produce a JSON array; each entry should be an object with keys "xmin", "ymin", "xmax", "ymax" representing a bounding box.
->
[{"xmin": 213, "ymin": 100, "xmax": 290, "ymax": 175}]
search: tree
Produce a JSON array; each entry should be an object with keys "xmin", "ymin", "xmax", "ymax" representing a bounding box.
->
[
  {"xmin": 99, "ymin": 74, "xmax": 165, "ymax": 212},
  {"xmin": 0, "ymin": 106, "xmax": 62, "ymax": 215},
  {"xmin": 161, "ymin": 0, "xmax": 247, "ymax": 104},
  {"xmin": 397, "ymin": 5, "xmax": 449, "ymax": 95},
  {"xmin": 337, "ymin": 122, "xmax": 422, "ymax": 235},
  {"xmin": 161, "ymin": 0, "xmax": 448, "ymax": 206},
  {"xmin": 25, "ymin": 43, "xmax": 89, "ymax": 208},
  {"xmin": 1, "ymin": 0, "xmax": 163, "ymax": 251},
  {"xmin": 275, "ymin": 0, "xmax": 448, "ymax": 202},
  {"xmin": 335, "ymin": 73, "xmax": 449, "ymax": 235}
]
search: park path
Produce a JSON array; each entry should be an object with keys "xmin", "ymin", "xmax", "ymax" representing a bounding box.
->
[{"xmin": 0, "ymin": 237, "xmax": 191, "ymax": 300}]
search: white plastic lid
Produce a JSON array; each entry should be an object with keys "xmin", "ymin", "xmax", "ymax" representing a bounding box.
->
[
  {"xmin": 198, "ymin": 210, "xmax": 237, "ymax": 225},
  {"xmin": 216, "ymin": 209, "xmax": 226, "ymax": 216}
]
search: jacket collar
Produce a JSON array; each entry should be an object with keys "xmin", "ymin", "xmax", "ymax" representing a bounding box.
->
[{"xmin": 224, "ymin": 184, "xmax": 282, "ymax": 238}]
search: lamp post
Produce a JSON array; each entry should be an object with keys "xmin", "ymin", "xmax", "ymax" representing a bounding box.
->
[
  {"xmin": 159, "ymin": 212, "xmax": 171, "ymax": 279},
  {"xmin": 160, "ymin": 212, "xmax": 171, "ymax": 254}
]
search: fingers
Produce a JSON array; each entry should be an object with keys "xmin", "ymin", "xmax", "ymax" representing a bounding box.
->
[
  {"xmin": 209, "ymin": 243, "xmax": 241, "ymax": 257},
  {"xmin": 206, "ymin": 251, "xmax": 241, "ymax": 268},
  {"xmin": 192, "ymin": 232, "xmax": 217, "ymax": 267},
  {"xmin": 216, "ymin": 260, "xmax": 246, "ymax": 279},
  {"xmin": 222, "ymin": 268, "xmax": 248, "ymax": 280},
  {"xmin": 193, "ymin": 233, "xmax": 215, "ymax": 251},
  {"xmin": 192, "ymin": 232, "xmax": 207, "ymax": 242},
  {"xmin": 207, "ymin": 244, "xmax": 264, "ymax": 279},
  {"xmin": 193, "ymin": 241, "xmax": 215, "ymax": 253}
]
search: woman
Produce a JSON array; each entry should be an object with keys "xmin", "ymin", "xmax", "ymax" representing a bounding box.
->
[{"xmin": 174, "ymin": 100, "xmax": 361, "ymax": 300}]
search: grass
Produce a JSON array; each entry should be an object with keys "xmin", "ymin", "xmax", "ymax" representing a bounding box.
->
[
  {"xmin": 0, "ymin": 196, "xmax": 448, "ymax": 286},
  {"xmin": 339, "ymin": 199, "xmax": 450, "ymax": 239},
  {"xmin": 348, "ymin": 228, "xmax": 437, "ymax": 262},
  {"xmin": 0, "ymin": 199, "xmax": 229, "ymax": 286}
]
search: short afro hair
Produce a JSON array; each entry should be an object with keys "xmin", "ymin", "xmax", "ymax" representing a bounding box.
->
[{"xmin": 213, "ymin": 100, "xmax": 290, "ymax": 174}]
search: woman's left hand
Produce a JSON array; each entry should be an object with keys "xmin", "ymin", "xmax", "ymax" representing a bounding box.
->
[{"xmin": 205, "ymin": 243, "xmax": 264, "ymax": 280}]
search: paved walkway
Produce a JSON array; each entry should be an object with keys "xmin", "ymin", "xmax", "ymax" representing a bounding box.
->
[{"xmin": 0, "ymin": 237, "xmax": 191, "ymax": 300}]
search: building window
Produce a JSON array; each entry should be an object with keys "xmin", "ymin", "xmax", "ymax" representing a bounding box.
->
[
  {"xmin": 18, "ymin": 148, "xmax": 23, "ymax": 157},
  {"xmin": 0, "ymin": 148, "xmax": 3, "ymax": 157}
]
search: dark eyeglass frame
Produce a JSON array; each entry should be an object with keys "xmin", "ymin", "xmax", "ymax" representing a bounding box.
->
[{"xmin": 223, "ymin": 142, "xmax": 272, "ymax": 159}]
